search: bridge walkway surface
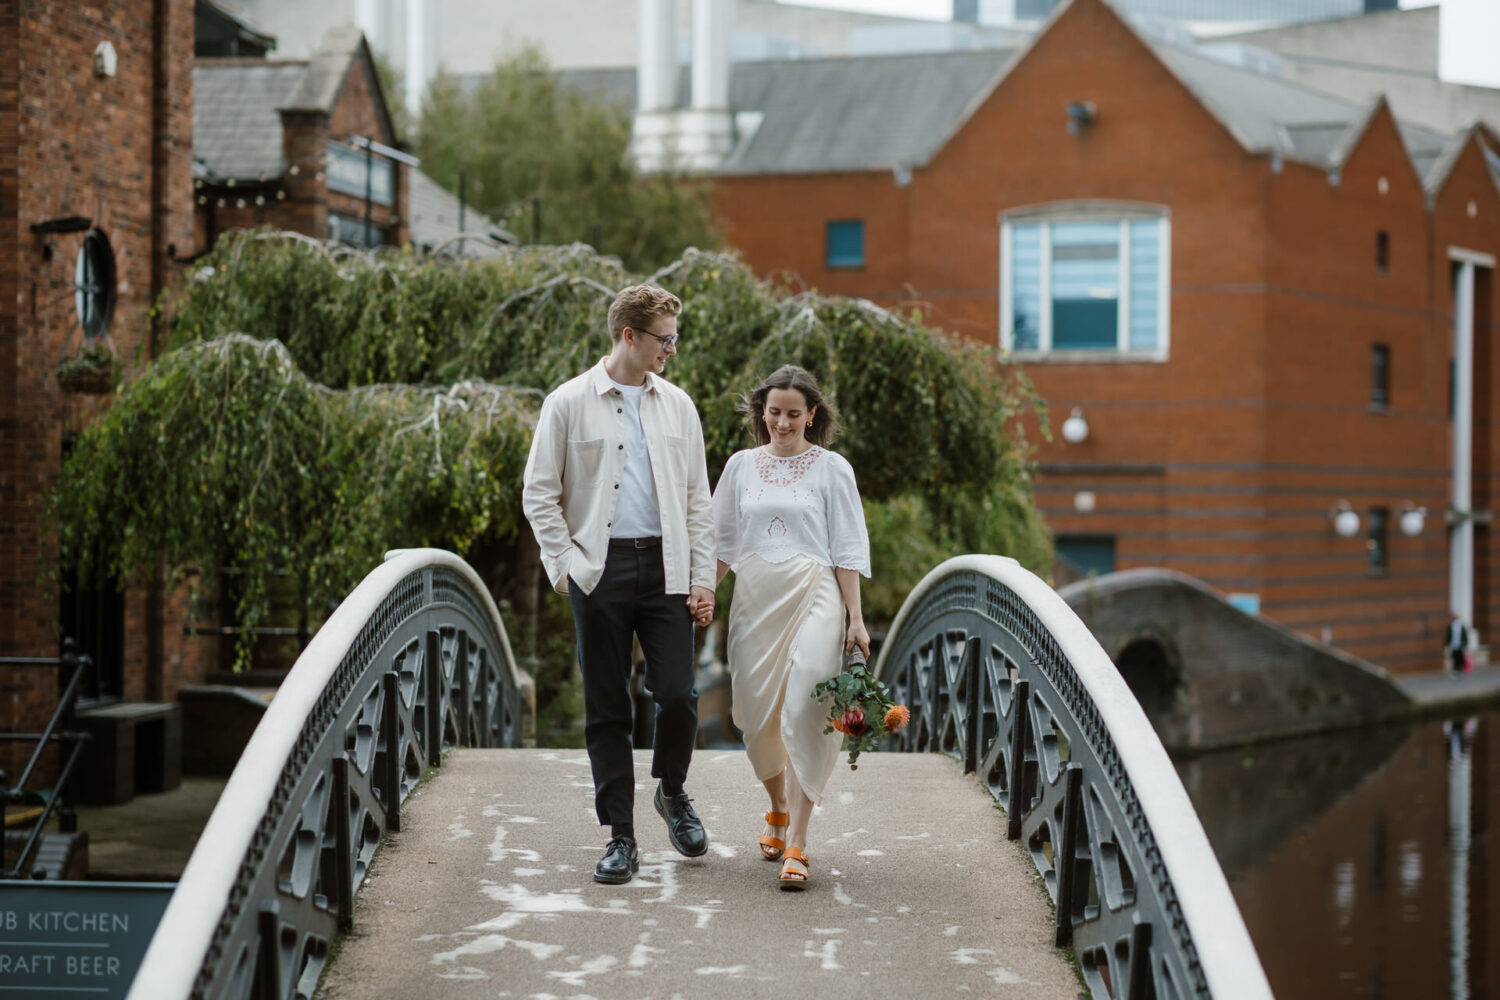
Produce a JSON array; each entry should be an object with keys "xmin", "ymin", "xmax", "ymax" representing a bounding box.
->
[{"xmin": 316, "ymin": 748, "xmax": 1081, "ymax": 999}]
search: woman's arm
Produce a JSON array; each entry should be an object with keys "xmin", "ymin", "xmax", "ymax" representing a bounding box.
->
[{"xmin": 835, "ymin": 567, "xmax": 870, "ymax": 658}]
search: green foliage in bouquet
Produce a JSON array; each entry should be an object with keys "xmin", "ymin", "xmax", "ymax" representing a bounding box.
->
[{"xmin": 812, "ymin": 652, "xmax": 912, "ymax": 770}]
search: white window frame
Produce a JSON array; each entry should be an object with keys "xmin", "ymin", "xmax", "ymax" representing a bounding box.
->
[{"xmin": 999, "ymin": 202, "xmax": 1171, "ymax": 363}]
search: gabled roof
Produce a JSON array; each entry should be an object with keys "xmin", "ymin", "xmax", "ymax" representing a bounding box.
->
[
  {"xmin": 1148, "ymin": 39, "xmax": 1449, "ymax": 170},
  {"xmin": 554, "ymin": 0, "xmax": 1453, "ymax": 181},
  {"xmin": 558, "ymin": 49, "xmax": 1017, "ymax": 176},
  {"xmin": 721, "ymin": 49, "xmax": 1017, "ymax": 175},
  {"xmin": 1424, "ymin": 124, "xmax": 1500, "ymax": 202},
  {"xmin": 194, "ymin": 29, "xmax": 398, "ymax": 183}
]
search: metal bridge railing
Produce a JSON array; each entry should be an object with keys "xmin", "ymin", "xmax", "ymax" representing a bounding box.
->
[
  {"xmin": 875, "ymin": 555, "xmax": 1271, "ymax": 1000},
  {"xmin": 128, "ymin": 549, "xmax": 532, "ymax": 1000}
]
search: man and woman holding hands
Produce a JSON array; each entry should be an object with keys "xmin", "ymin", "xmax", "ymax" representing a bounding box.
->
[{"xmin": 521, "ymin": 283, "xmax": 870, "ymax": 891}]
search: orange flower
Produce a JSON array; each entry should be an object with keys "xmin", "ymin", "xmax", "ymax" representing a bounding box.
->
[
  {"xmin": 832, "ymin": 717, "xmax": 847, "ymax": 734},
  {"xmin": 883, "ymin": 704, "xmax": 911, "ymax": 732}
]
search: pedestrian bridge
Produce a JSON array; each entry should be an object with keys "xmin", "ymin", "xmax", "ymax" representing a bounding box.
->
[{"xmin": 125, "ymin": 549, "xmax": 1273, "ymax": 1000}]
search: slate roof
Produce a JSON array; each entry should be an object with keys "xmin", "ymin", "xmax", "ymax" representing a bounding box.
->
[
  {"xmin": 407, "ymin": 169, "xmax": 517, "ymax": 252},
  {"xmin": 552, "ymin": 9, "xmax": 1454, "ymax": 181},
  {"xmin": 194, "ymin": 60, "xmax": 307, "ymax": 181},
  {"xmin": 194, "ymin": 27, "xmax": 392, "ymax": 184}
]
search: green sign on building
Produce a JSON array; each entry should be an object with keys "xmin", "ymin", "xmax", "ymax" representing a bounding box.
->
[{"xmin": 0, "ymin": 881, "xmax": 174, "ymax": 998}]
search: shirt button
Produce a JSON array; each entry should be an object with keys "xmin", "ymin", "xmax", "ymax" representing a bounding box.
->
[
  {"xmin": 617, "ymin": 408, "xmax": 623, "ymax": 414},
  {"xmin": 618, "ymin": 445, "xmax": 624, "ymax": 450},
  {"xmin": 607, "ymin": 521, "xmax": 611, "ymax": 528},
  {"xmin": 614, "ymin": 484, "xmax": 619, "ymax": 489}
]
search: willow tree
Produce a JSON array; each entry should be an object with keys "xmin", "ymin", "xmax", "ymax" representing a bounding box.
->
[{"xmin": 54, "ymin": 230, "xmax": 1049, "ymax": 740}]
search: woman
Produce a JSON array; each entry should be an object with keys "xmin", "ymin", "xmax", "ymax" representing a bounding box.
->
[{"xmin": 708, "ymin": 365, "xmax": 871, "ymax": 890}]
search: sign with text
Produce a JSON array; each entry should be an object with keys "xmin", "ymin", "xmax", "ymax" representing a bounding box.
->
[
  {"xmin": 0, "ymin": 881, "xmax": 174, "ymax": 998},
  {"xmin": 327, "ymin": 142, "xmax": 394, "ymax": 206}
]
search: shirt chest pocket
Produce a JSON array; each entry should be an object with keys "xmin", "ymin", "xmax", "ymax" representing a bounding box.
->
[
  {"xmin": 568, "ymin": 438, "xmax": 606, "ymax": 489},
  {"xmin": 662, "ymin": 435, "xmax": 690, "ymax": 483}
]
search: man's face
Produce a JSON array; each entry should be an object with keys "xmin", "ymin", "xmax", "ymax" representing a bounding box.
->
[{"xmin": 626, "ymin": 315, "xmax": 679, "ymax": 374}]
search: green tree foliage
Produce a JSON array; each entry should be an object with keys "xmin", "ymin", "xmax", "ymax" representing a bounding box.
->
[
  {"xmin": 411, "ymin": 48, "xmax": 722, "ymax": 271},
  {"xmin": 54, "ymin": 231, "xmax": 1049, "ymax": 740}
]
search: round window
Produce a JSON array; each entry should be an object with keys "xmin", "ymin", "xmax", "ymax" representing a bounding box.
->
[{"xmin": 74, "ymin": 229, "xmax": 117, "ymax": 340}]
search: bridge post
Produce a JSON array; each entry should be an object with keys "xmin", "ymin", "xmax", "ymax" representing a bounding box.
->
[
  {"xmin": 255, "ymin": 901, "xmax": 281, "ymax": 1000},
  {"xmin": 1127, "ymin": 921, "xmax": 1153, "ymax": 999},
  {"xmin": 477, "ymin": 647, "xmax": 491, "ymax": 749},
  {"xmin": 456, "ymin": 638, "xmax": 471, "ymax": 746},
  {"xmin": 1054, "ymin": 764, "xmax": 1082, "ymax": 946},
  {"xmin": 963, "ymin": 635, "xmax": 981, "ymax": 773},
  {"xmin": 425, "ymin": 629, "xmax": 442, "ymax": 767},
  {"xmin": 333, "ymin": 754, "xmax": 354, "ymax": 932},
  {"xmin": 1006, "ymin": 678, "xmax": 1030, "ymax": 841},
  {"xmin": 382, "ymin": 671, "xmax": 401, "ymax": 832}
]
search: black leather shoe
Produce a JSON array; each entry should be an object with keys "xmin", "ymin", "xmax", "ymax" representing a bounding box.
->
[
  {"xmin": 654, "ymin": 783, "xmax": 708, "ymax": 857},
  {"xmin": 594, "ymin": 835, "xmax": 639, "ymax": 884}
]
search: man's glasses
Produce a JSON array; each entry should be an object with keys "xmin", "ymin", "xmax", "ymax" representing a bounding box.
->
[{"xmin": 636, "ymin": 327, "xmax": 679, "ymax": 348}]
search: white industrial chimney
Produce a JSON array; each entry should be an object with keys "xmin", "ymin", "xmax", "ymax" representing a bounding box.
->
[{"xmin": 633, "ymin": 0, "xmax": 735, "ymax": 172}]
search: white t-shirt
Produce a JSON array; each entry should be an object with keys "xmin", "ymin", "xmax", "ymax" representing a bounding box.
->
[
  {"xmin": 608, "ymin": 378, "xmax": 663, "ymax": 538},
  {"xmin": 712, "ymin": 445, "xmax": 870, "ymax": 577}
]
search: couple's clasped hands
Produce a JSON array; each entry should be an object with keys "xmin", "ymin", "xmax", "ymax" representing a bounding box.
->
[{"xmin": 688, "ymin": 586, "xmax": 715, "ymax": 627}]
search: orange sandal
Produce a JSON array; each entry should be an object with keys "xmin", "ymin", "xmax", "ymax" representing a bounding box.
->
[
  {"xmin": 759, "ymin": 811, "xmax": 789, "ymax": 861},
  {"xmin": 778, "ymin": 847, "xmax": 810, "ymax": 890}
]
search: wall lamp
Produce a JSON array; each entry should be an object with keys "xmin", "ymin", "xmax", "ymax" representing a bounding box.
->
[
  {"xmin": 1330, "ymin": 501, "xmax": 1361, "ymax": 538},
  {"xmin": 1399, "ymin": 503, "xmax": 1426, "ymax": 537},
  {"xmin": 1061, "ymin": 406, "xmax": 1090, "ymax": 444},
  {"xmin": 1067, "ymin": 100, "xmax": 1096, "ymax": 135}
]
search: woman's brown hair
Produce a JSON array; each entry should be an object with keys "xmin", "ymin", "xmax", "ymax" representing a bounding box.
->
[{"xmin": 744, "ymin": 365, "xmax": 841, "ymax": 447}]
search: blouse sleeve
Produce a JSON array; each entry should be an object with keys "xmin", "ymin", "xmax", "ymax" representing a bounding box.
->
[
  {"xmin": 711, "ymin": 451, "xmax": 744, "ymax": 568},
  {"xmin": 825, "ymin": 453, "xmax": 871, "ymax": 578}
]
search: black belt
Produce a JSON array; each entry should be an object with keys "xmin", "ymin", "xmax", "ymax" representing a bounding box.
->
[{"xmin": 609, "ymin": 536, "xmax": 661, "ymax": 549}]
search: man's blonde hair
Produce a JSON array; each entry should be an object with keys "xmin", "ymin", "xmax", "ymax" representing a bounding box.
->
[{"xmin": 608, "ymin": 284, "xmax": 682, "ymax": 343}]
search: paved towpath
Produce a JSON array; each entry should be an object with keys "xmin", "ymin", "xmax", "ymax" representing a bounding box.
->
[{"xmin": 317, "ymin": 749, "xmax": 1081, "ymax": 999}]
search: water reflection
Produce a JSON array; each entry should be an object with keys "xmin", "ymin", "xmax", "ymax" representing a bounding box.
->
[{"xmin": 1173, "ymin": 710, "xmax": 1497, "ymax": 1000}]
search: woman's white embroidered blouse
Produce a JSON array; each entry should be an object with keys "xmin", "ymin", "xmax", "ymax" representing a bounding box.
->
[{"xmin": 712, "ymin": 446, "xmax": 870, "ymax": 577}]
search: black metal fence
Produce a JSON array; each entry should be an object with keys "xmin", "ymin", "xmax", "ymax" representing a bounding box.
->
[
  {"xmin": 127, "ymin": 550, "xmax": 532, "ymax": 1000},
  {"xmin": 0, "ymin": 640, "xmax": 91, "ymax": 878},
  {"xmin": 876, "ymin": 555, "xmax": 1271, "ymax": 1000}
]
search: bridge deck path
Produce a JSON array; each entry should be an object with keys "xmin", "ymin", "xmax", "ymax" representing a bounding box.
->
[{"xmin": 317, "ymin": 748, "xmax": 1080, "ymax": 999}]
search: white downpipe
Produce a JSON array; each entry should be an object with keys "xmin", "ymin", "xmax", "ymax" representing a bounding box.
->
[
  {"xmin": 877, "ymin": 554, "xmax": 1274, "ymax": 1000},
  {"xmin": 1452, "ymin": 260, "xmax": 1475, "ymax": 629}
]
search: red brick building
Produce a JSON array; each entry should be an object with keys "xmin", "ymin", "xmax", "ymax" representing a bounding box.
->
[
  {"xmin": 707, "ymin": 0, "xmax": 1500, "ymax": 673},
  {"xmin": 193, "ymin": 27, "xmax": 411, "ymax": 252},
  {"xmin": 1, "ymin": 0, "xmax": 196, "ymax": 772}
]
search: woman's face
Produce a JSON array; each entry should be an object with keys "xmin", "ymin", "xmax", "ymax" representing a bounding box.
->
[{"xmin": 763, "ymin": 387, "xmax": 815, "ymax": 446}]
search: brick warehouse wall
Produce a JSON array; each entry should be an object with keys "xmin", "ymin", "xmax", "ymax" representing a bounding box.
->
[
  {"xmin": 0, "ymin": 0, "xmax": 196, "ymax": 775},
  {"xmin": 711, "ymin": 0, "xmax": 1500, "ymax": 674}
]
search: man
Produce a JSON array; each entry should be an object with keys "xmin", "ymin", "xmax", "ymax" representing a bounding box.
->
[
  {"xmin": 522, "ymin": 283, "xmax": 717, "ymax": 885},
  {"xmin": 1446, "ymin": 613, "xmax": 1470, "ymax": 677}
]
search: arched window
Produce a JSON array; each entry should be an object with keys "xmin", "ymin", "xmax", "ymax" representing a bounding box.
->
[
  {"xmin": 74, "ymin": 229, "xmax": 117, "ymax": 340},
  {"xmin": 1000, "ymin": 203, "xmax": 1170, "ymax": 360}
]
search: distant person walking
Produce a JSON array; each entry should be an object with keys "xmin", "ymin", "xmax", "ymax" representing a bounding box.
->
[
  {"xmin": 1446, "ymin": 613, "xmax": 1470, "ymax": 676},
  {"xmin": 522, "ymin": 283, "xmax": 717, "ymax": 885}
]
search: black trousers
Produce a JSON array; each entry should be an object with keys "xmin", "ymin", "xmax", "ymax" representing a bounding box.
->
[{"xmin": 569, "ymin": 540, "xmax": 698, "ymax": 828}]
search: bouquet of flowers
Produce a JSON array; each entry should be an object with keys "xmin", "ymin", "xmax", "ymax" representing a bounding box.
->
[{"xmin": 811, "ymin": 647, "xmax": 911, "ymax": 770}]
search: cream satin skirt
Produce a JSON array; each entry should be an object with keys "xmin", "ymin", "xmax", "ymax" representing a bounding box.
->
[{"xmin": 728, "ymin": 553, "xmax": 845, "ymax": 805}]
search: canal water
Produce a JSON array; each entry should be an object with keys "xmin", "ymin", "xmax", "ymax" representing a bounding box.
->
[{"xmin": 1175, "ymin": 708, "xmax": 1498, "ymax": 1000}]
